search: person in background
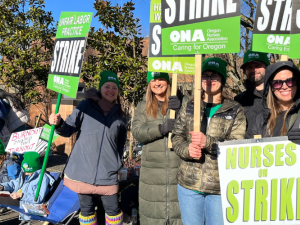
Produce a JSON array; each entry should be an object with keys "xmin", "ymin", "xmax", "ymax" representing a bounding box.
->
[
  {"xmin": 0, "ymin": 89, "xmax": 30, "ymax": 134},
  {"xmin": 246, "ymin": 61, "xmax": 300, "ymax": 142},
  {"xmin": 49, "ymin": 71, "xmax": 126, "ymax": 225},
  {"xmin": 132, "ymin": 71, "xmax": 189, "ymax": 225},
  {"xmin": 0, "ymin": 152, "xmax": 53, "ymax": 225},
  {"xmin": 172, "ymin": 57, "xmax": 246, "ymax": 225},
  {"xmin": 234, "ymin": 50, "xmax": 270, "ymax": 129}
]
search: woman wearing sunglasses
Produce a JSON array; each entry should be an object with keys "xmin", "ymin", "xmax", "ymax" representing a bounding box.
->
[
  {"xmin": 171, "ymin": 57, "xmax": 246, "ymax": 225},
  {"xmin": 246, "ymin": 61, "xmax": 300, "ymax": 140}
]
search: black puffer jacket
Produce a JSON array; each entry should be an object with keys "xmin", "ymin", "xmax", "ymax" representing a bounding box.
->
[
  {"xmin": 234, "ymin": 80, "xmax": 264, "ymax": 128},
  {"xmin": 246, "ymin": 61, "xmax": 300, "ymax": 139}
]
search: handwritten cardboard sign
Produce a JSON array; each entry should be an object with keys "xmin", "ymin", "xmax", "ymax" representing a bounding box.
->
[{"xmin": 5, "ymin": 128, "xmax": 43, "ymax": 153}]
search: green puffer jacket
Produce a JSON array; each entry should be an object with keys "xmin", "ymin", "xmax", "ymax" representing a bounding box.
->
[
  {"xmin": 172, "ymin": 99, "xmax": 246, "ymax": 194},
  {"xmin": 132, "ymin": 94, "xmax": 189, "ymax": 225}
]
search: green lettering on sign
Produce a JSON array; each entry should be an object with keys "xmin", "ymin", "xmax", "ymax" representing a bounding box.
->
[
  {"xmin": 263, "ymin": 144, "xmax": 274, "ymax": 167},
  {"xmin": 271, "ymin": 179, "xmax": 278, "ymax": 221},
  {"xmin": 280, "ymin": 178, "xmax": 295, "ymax": 220},
  {"xmin": 276, "ymin": 144, "xmax": 285, "ymax": 166},
  {"xmin": 241, "ymin": 180, "xmax": 254, "ymax": 221},
  {"xmin": 255, "ymin": 180, "xmax": 268, "ymax": 221},
  {"xmin": 239, "ymin": 147, "xmax": 249, "ymax": 169},
  {"xmin": 286, "ymin": 142, "xmax": 297, "ymax": 166},
  {"xmin": 226, "ymin": 180, "xmax": 239, "ymax": 223},
  {"xmin": 251, "ymin": 146, "xmax": 262, "ymax": 168},
  {"xmin": 226, "ymin": 147, "xmax": 237, "ymax": 169}
]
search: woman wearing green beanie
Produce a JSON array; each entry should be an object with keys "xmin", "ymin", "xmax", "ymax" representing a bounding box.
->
[
  {"xmin": 132, "ymin": 71, "xmax": 189, "ymax": 225},
  {"xmin": 172, "ymin": 57, "xmax": 246, "ymax": 225},
  {"xmin": 49, "ymin": 70, "xmax": 126, "ymax": 225}
]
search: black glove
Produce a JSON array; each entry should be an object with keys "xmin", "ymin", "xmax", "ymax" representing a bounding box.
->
[
  {"xmin": 159, "ymin": 119, "xmax": 176, "ymax": 136},
  {"xmin": 168, "ymin": 96, "xmax": 181, "ymax": 113},
  {"xmin": 287, "ymin": 130, "xmax": 300, "ymax": 145}
]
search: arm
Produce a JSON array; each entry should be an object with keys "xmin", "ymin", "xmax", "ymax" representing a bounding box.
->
[
  {"xmin": 132, "ymin": 102, "xmax": 163, "ymax": 144},
  {"xmin": 172, "ymin": 102, "xmax": 193, "ymax": 160},
  {"xmin": 1, "ymin": 174, "xmax": 22, "ymax": 193},
  {"xmin": 117, "ymin": 121, "xmax": 127, "ymax": 159},
  {"xmin": 0, "ymin": 99, "xmax": 7, "ymax": 131},
  {"xmin": 204, "ymin": 106, "xmax": 247, "ymax": 152},
  {"xmin": 54, "ymin": 100, "xmax": 87, "ymax": 137}
]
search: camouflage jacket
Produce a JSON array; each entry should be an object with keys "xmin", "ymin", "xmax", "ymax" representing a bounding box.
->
[{"xmin": 171, "ymin": 98, "xmax": 246, "ymax": 194}]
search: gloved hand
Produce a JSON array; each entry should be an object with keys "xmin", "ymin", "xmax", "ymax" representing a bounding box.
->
[
  {"xmin": 287, "ymin": 130, "xmax": 300, "ymax": 145},
  {"xmin": 159, "ymin": 119, "xmax": 176, "ymax": 136},
  {"xmin": 168, "ymin": 96, "xmax": 181, "ymax": 113}
]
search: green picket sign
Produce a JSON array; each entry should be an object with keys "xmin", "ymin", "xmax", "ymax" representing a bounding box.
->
[
  {"xmin": 40, "ymin": 124, "xmax": 59, "ymax": 142},
  {"xmin": 35, "ymin": 11, "xmax": 93, "ymax": 202}
]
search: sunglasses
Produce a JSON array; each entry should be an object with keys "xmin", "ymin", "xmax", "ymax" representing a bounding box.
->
[
  {"xmin": 202, "ymin": 73, "xmax": 220, "ymax": 82},
  {"xmin": 271, "ymin": 77, "xmax": 297, "ymax": 89}
]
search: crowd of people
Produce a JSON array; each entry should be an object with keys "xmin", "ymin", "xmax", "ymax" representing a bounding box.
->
[{"xmin": 0, "ymin": 51, "xmax": 299, "ymax": 225}]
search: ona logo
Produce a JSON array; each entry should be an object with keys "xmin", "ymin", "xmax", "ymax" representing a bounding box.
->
[
  {"xmin": 23, "ymin": 163, "xmax": 29, "ymax": 169},
  {"xmin": 53, "ymin": 75, "xmax": 64, "ymax": 85},
  {"xmin": 108, "ymin": 76, "xmax": 116, "ymax": 81},
  {"xmin": 248, "ymin": 53, "xmax": 259, "ymax": 58},
  {"xmin": 208, "ymin": 61, "xmax": 219, "ymax": 67},
  {"xmin": 151, "ymin": 72, "xmax": 160, "ymax": 77}
]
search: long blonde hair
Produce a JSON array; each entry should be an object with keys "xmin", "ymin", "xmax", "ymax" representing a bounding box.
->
[
  {"xmin": 145, "ymin": 83, "xmax": 171, "ymax": 118},
  {"xmin": 266, "ymin": 85, "xmax": 294, "ymax": 136}
]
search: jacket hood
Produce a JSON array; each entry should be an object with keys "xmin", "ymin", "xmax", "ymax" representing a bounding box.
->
[{"xmin": 262, "ymin": 61, "xmax": 300, "ymax": 108}]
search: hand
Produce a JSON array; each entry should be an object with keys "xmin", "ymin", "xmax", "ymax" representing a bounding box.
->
[
  {"xmin": 159, "ymin": 119, "xmax": 176, "ymax": 136},
  {"xmin": 168, "ymin": 96, "xmax": 181, "ymax": 112},
  {"xmin": 189, "ymin": 131, "xmax": 207, "ymax": 149},
  {"xmin": 189, "ymin": 143, "xmax": 202, "ymax": 158},
  {"xmin": 49, "ymin": 113, "xmax": 61, "ymax": 126},
  {"xmin": 0, "ymin": 185, "xmax": 3, "ymax": 191},
  {"xmin": 10, "ymin": 192, "xmax": 23, "ymax": 199}
]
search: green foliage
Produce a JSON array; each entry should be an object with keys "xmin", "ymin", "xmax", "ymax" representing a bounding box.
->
[
  {"xmin": 81, "ymin": 0, "xmax": 148, "ymax": 105},
  {"xmin": 0, "ymin": 0, "xmax": 56, "ymax": 106}
]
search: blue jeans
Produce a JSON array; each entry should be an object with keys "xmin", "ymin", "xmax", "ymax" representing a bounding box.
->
[{"xmin": 177, "ymin": 184, "xmax": 224, "ymax": 225}]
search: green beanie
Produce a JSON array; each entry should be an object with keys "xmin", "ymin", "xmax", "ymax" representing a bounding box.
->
[
  {"xmin": 98, "ymin": 70, "xmax": 120, "ymax": 89},
  {"xmin": 202, "ymin": 57, "xmax": 227, "ymax": 81},
  {"xmin": 21, "ymin": 152, "xmax": 41, "ymax": 173},
  {"xmin": 0, "ymin": 140, "xmax": 5, "ymax": 155},
  {"xmin": 241, "ymin": 50, "xmax": 270, "ymax": 69},
  {"xmin": 147, "ymin": 71, "xmax": 170, "ymax": 83}
]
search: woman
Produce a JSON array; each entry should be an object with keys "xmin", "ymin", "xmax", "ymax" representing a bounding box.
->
[
  {"xmin": 171, "ymin": 57, "xmax": 246, "ymax": 225},
  {"xmin": 49, "ymin": 71, "xmax": 126, "ymax": 225},
  {"xmin": 132, "ymin": 71, "xmax": 189, "ymax": 225},
  {"xmin": 246, "ymin": 61, "xmax": 300, "ymax": 140}
]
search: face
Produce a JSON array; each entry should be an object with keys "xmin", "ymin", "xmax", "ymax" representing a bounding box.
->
[
  {"xmin": 25, "ymin": 172, "xmax": 33, "ymax": 176},
  {"xmin": 100, "ymin": 82, "xmax": 119, "ymax": 103},
  {"xmin": 245, "ymin": 62, "xmax": 266, "ymax": 85},
  {"xmin": 272, "ymin": 69, "xmax": 297, "ymax": 105},
  {"xmin": 150, "ymin": 78, "xmax": 168, "ymax": 96},
  {"xmin": 201, "ymin": 71, "xmax": 222, "ymax": 95}
]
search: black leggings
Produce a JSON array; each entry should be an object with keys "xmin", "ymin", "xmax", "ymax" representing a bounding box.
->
[{"xmin": 78, "ymin": 193, "xmax": 120, "ymax": 217}]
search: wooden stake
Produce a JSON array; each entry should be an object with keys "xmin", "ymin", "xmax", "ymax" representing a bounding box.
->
[
  {"xmin": 194, "ymin": 54, "xmax": 203, "ymax": 132},
  {"xmin": 168, "ymin": 72, "xmax": 178, "ymax": 148},
  {"xmin": 280, "ymin": 55, "xmax": 288, "ymax": 61}
]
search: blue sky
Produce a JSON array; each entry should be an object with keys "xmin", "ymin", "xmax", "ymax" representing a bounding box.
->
[{"xmin": 45, "ymin": 0, "xmax": 150, "ymax": 37}]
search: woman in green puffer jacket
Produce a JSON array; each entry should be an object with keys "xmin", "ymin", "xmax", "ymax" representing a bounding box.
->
[
  {"xmin": 132, "ymin": 71, "xmax": 189, "ymax": 225},
  {"xmin": 172, "ymin": 58, "xmax": 246, "ymax": 225}
]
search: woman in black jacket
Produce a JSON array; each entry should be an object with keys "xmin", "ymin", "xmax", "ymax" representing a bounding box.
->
[{"xmin": 246, "ymin": 61, "xmax": 300, "ymax": 142}]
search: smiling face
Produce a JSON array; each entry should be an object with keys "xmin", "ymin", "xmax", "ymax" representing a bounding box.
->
[
  {"xmin": 272, "ymin": 69, "xmax": 297, "ymax": 106},
  {"xmin": 245, "ymin": 61, "xmax": 266, "ymax": 86},
  {"xmin": 201, "ymin": 71, "xmax": 223, "ymax": 95},
  {"xmin": 100, "ymin": 82, "xmax": 119, "ymax": 103},
  {"xmin": 150, "ymin": 78, "xmax": 168, "ymax": 99}
]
